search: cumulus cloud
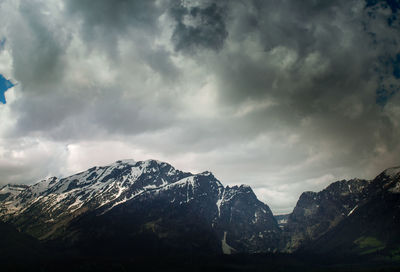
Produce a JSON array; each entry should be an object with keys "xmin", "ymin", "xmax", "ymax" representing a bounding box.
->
[{"xmin": 0, "ymin": 0, "xmax": 399, "ymax": 213}]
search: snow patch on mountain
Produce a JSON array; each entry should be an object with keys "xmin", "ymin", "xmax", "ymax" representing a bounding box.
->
[
  {"xmin": 222, "ymin": 231, "xmax": 235, "ymax": 254},
  {"xmin": 389, "ymin": 182, "xmax": 400, "ymax": 193},
  {"xmin": 347, "ymin": 205, "xmax": 358, "ymax": 216},
  {"xmin": 0, "ymin": 159, "xmax": 193, "ymax": 219},
  {"xmin": 0, "ymin": 184, "xmax": 27, "ymax": 197},
  {"xmin": 384, "ymin": 166, "xmax": 400, "ymax": 179}
]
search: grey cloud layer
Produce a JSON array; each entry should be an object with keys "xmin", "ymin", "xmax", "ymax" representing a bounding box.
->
[
  {"xmin": 0, "ymin": 0, "xmax": 399, "ymax": 213},
  {"xmin": 169, "ymin": 1, "xmax": 228, "ymax": 52}
]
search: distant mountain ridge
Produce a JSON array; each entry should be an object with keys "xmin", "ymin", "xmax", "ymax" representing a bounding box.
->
[
  {"xmin": 296, "ymin": 166, "xmax": 400, "ymax": 256},
  {"xmin": 0, "ymin": 159, "xmax": 399, "ymax": 258},
  {"xmin": 283, "ymin": 178, "xmax": 370, "ymax": 251}
]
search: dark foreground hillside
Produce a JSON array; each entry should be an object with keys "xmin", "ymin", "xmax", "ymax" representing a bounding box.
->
[
  {"xmin": 1, "ymin": 221, "xmax": 399, "ymax": 272},
  {"xmin": 2, "ymin": 252, "xmax": 400, "ymax": 272},
  {"xmin": 0, "ymin": 227, "xmax": 399, "ymax": 272}
]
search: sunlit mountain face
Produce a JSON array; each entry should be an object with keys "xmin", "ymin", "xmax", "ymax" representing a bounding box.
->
[{"xmin": 0, "ymin": 0, "xmax": 400, "ymax": 271}]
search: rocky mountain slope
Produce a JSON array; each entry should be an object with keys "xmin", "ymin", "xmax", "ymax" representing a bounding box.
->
[
  {"xmin": 303, "ymin": 167, "xmax": 400, "ymax": 257},
  {"xmin": 283, "ymin": 167, "xmax": 400, "ymax": 256},
  {"xmin": 0, "ymin": 159, "xmax": 280, "ymax": 256},
  {"xmin": 1, "ymin": 159, "xmax": 399, "ymax": 258},
  {"xmin": 283, "ymin": 178, "xmax": 369, "ymax": 251}
]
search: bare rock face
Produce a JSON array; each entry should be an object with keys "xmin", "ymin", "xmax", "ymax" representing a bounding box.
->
[
  {"xmin": 215, "ymin": 185, "xmax": 280, "ymax": 253},
  {"xmin": 304, "ymin": 167, "xmax": 400, "ymax": 256},
  {"xmin": 283, "ymin": 179, "xmax": 369, "ymax": 251},
  {"xmin": 283, "ymin": 166, "xmax": 400, "ymax": 256}
]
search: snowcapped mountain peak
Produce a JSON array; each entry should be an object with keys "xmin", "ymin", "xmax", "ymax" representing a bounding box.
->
[
  {"xmin": 0, "ymin": 159, "xmax": 281, "ymax": 254},
  {"xmin": 198, "ymin": 171, "xmax": 219, "ymax": 181},
  {"xmin": 238, "ymin": 184, "xmax": 252, "ymax": 190},
  {"xmin": 369, "ymin": 166, "xmax": 400, "ymax": 194},
  {"xmin": 29, "ymin": 177, "xmax": 59, "ymax": 195},
  {"xmin": 112, "ymin": 159, "xmax": 172, "ymax": 171},
  {"xmin": 114, "ymin": 159, "xmax": 136, "ymax": 165},
  {"xmin": 383, "ymin": 166, "xmax": 400, "ymax": 179},
  {"xmin": 226, "ymin": 184, "xmax": 254, "ymax": 195},
  {"xmin": 200, "ymin": 170, "xmax": 213, "ymax": 176},
  {"xmin": 381, "ymin": 166, "xmax": 400, "ymax": 194},
  {"xmin": 0, "ymin": 159, "xmax": 194, "ymax": 220}
]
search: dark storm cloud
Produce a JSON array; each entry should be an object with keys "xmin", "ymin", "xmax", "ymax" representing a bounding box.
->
[
  {"xmin": 65, "ymin": 0, "xmax": 164, "ymax": 57},
  {"xmin": 10, "ymin": 1, "xmax": 69, "ymax": 91},
  {"xmin": 6, "ymin": 0, "xmax": 399, "ymax": 145},
  {"xmin": 364, "ymin": 0, "xmax": 400, "ymax": 106},
  {"xmin": 10, "ymin": 85, "xmax": 176, "ymax": 140},
  {"xmin": 219, "ymin": 0, "xmax": 400, "ymax": 167},
  {"xmin": 169, "ymin": 1, "xmax": 228, "ymax": 52},
  {"xmin": 66, "ymin": 0, "xmax": 163, "ymax": 34},
  {"xmin": 210, "ymin": 0, "xmax": 373, "ymax": 104},
  {"xmin": 1, "ymin": 0, "xmax": 400, "ymax": 212},
  {"xmin": 6, "ymin": 0, "xmax": 179, "ymax": 138},
  {"xmin": 375, "ymin": 53, "xmax": 400, "ymax": 106},
  {"xmin": 237, "ymin": 0, "xmax": 338, "ymax": 54},
  {"xmin": 156, "ymin": 0, "xmax": 400, "ymax": 197},
  {"xmin": 8, "ymin": 0, "xmax": 400, "ymax": 154},
  {"xmin": 65, "ymin": 0, "xmax": 180, "ymax": 81},
  {"xmin": 11, "ymin": 92, "xmax": 87, "ymax": 135}
]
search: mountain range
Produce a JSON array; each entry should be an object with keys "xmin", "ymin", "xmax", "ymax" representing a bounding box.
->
[{"xmin": 0, "ymin": 159, "xmax": 399, "ymax": 265}]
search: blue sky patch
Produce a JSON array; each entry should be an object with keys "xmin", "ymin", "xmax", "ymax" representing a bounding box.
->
[
  {"xmin": 374, "ymin": 52, "xmax": 400, "ymax": 107},
  {"xmin": 0, "ymin": 38, "xmax": 5, "ymax": 50},
  {"xmin": 0, "ymin": 74, "xmax": 14, "ymax": 104},
  {"xmin": 376, "ymin": 84, "xmax": 399, "ymax": 107},
  {"xmin": 392, "ymin": 53, "xmax": 400, "ymax": 78}
]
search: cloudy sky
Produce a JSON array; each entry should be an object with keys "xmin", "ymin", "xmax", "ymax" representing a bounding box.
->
[{"xmin": 0, "ymin": 0, "xmax": 399, "ymax": 214}]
